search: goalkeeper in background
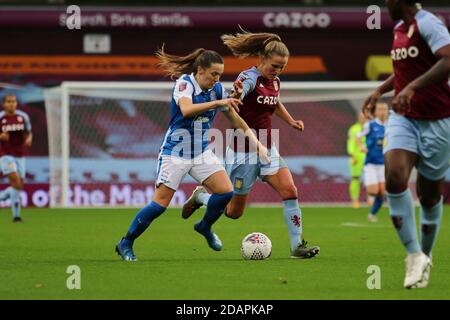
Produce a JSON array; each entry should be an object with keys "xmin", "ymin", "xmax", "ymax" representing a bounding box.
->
[{"xmin": 346, "ymin": 112, "xmax": 367, "ymax": 208}]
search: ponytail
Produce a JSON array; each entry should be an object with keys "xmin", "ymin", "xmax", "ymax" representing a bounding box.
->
[
  {"xmin": 156, "ymin": 45, "xmax": 224, "ymax": 79},
  {"xmin": 221, "ymin": 27, "xmax": 289, "ymax": 58}
]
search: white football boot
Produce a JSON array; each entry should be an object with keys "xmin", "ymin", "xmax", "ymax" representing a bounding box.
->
[
  {"xmin": 415, "ymin": 255, "xmax": 433, "ymax": 289},
  {"xmin": 367, "ymin": 213, "xmax": 378, "ymax": 223},
  {"xmin": 404, "ymin": 251, "xmax": 431, "ymax": 289}
]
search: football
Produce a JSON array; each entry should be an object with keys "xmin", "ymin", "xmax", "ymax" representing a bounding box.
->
[{"xmin": 240, "ymin": 232, "xmax": 272, "ymax": 260}]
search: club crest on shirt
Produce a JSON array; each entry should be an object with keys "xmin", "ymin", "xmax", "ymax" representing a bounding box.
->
[
  {"xmin": 234, "ymin": 178, "xmax": 243, "ymax": 190},
  {"xmin": 273, "ymin": 81, "xmax": 279, "ymax": 91},
  {"xmin": 179, "ymin": 82, "xmax": 187, "ymax": 92},
  {"xmin": 210, "ymin": 90, "xmax": 217, "ymax": 101},
  {"xmin": 17, "ymin": 116, "xmax": 23, "ymax": 123}
]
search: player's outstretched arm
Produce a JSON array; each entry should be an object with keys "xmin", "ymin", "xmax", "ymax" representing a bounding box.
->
[
  {"xmin": 223, "ymin": 107, "xmax": 270, "ymax": 163},
  {"xmin": 355, "ymin": 124, "xmax": 369, "ymax": 153},
  {"xmin": 274, "ymin": 101, "xmax": 304, "ymax": 131},
  {"xmin": 362, "ymin": 74, "xmax": 395, "ymax": 118},
  {"xmin": 393, "ymin": 45, "xmax": 450, "ymax": 112},
  {"xmin": 178, "ymin": 97, "xmax": 242, "ymax": 118}
]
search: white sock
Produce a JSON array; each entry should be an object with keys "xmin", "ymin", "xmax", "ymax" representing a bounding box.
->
[
  {"xmin": 10, "ymin": 188, "xmax": 21, "ymax": 218},
  {"xmin": 0, "ymin": 186, "xmax": 13, "ymax": 201},
  {"xmin": 197, "ymin": 191, "xmax": 211, "ymax": 206}
]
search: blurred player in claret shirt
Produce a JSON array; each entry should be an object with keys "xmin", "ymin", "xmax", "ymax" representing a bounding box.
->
[
  {"xmin": 364, "ymin": 0, "xmax": 450, "ymax": 289},
  {"xmin": 183, "ymin": 28, "xmax": 320, "ymax": 259},
  {"xmin": 0, "ymin": 94, "xmax": 32, "ymax": 223}
]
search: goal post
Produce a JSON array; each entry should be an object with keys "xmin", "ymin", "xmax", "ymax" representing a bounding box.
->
[{"xmin": 44, "ymin": 81, "xmax": 392, "ymax": 208}]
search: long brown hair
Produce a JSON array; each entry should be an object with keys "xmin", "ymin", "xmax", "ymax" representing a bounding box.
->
[
  {"xmin": 221, "ymin": 27, "xmax": 290, "ymax": 58},
  {"xmin": 156, "ymin": 45, "xmax": 224, "ymax": 79}
]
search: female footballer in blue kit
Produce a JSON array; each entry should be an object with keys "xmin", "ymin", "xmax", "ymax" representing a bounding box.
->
[
  {"xmin": 356, "ymin": 102, "xmax": 389, "ymax": 223},
  {"xmin": 115, "ymin": 47, "xmax": 268, "ymax": 261}
]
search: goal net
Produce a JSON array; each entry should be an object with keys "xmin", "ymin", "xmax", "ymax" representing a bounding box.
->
[{"xmin": 44, "ymin": 81, "xmax": 394, "ymax": 208}]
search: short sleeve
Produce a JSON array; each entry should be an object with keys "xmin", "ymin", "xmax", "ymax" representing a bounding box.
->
[
  {"xmin": 417, "ymin": 13, "xmax": 450, "ymax": 54},
  {"xmin": 236, "ymin": 71, "xmax": 258, "ymax": 100},
  {"xmin": 18, "ymin": 112, "xmax": 32, "ymax": 132},
  {"xmin": 24, "ymin": 114, "xmax": 32, "ymax": 131},
  {"xmin": 173, "ymin": 79, "xmax": 194, "ymax": 105},
  {"xmin": 218, "ymin": 86, "xmax": 230, "ymax": 112},
  {"xmin": 222, "ymin": 86, "xmax": 228, "ymax": 99},
  {"xmin": 357, "ymin": 122, "xmax": 370, "ymax": 138}
]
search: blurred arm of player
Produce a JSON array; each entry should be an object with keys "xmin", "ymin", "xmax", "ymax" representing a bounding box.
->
[
  {"xmin": 0, "ymin": 131, "xmax": 9, "ymax": 141},
  {"xmin": 393, "ymin": 45, "xmax": 450, "ymax": 112},
  {"xmin": 347, "ymin": 130, "xmax": 358, "ymax": 165},
  {"xmin": 355, "ymin": 123, "xmax": 369, "ymax": 153},
  {"xmin": 222, "ymin": 107, "xmax": 270, "ymax": 164},
  {"xmin": 24, "ymin": 131, "xmax": 33, "ymax": 147},
  {"xmin": 275, "ymin": 101, "xmax": 304, "ymax": 131},
  {"xmin": 362, "ymin": 74, "xmax": 395, "ymax": 118},
  {"xmin": 178, "ymin": 97, "xmax": 242, "ymax": 117}
]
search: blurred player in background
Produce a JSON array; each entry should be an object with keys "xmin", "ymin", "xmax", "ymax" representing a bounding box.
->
[
  {"xmin": 364, "ymin": 0, "xmax": 450, "ymax": 289},
  {"xmin": 183, "ymin": 29, "xmax": 320, "ymax": 259},
  {"xmin": 347, "ymin": 112, "xmax": 368, "ymax": 209},
  {"xmin": 115, "ymin": 47, "xmax": 268, "ymax": 261},
  {"xmin": 0, "ymin": 94, "xmax": 32, "ymax": 223},
  {"xmin": 356, "ymin": 102, "xmax": 388, "ymax": 222}
]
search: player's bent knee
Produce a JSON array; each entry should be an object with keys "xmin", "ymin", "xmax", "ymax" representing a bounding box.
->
[
  {"xmin": 385, "ymin": 172, "xmax": 408, "ymax": 194},
  {"xmin": 418, "ymin": 194, "xmax": 441, "ymax": 209},
  {"xmin": 11, "ymin": 180, "xmax": 23, "ymax": 190},
  {"xmin": 225, "ymin": 210, "xmax": 243, "ymax": 220},
  {"xmin": 279, "ymin": 185, "xmax": 297, "ymax": 200},
  {"xmin": 225, "ymin": 206, "xmax": 244, "ymax": 219}
]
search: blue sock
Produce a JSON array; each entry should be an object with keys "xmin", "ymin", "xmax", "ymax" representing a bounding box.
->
[
  {"xmin": 124, "ymin": 201, "xmax": 166, "ymax": 245},
  {"xmin": 0, "ymin": 186, "xmax": 12, "ymax": 201},
  {"xmin": 283, "ymin": 199, "xmax": 303, "ymax": 251},
  {"xmin": 370, "ymin": 196, "xmax": 384, "ymax": 215},
  {"xmin": 10, "ymin": 188, "xmax": 21, "ymax": 218},
  {"xmin": 387, "ymin": 189, "xmax": 421, "ymax": 254},
  {"xmin": 420, "ymin": 197, "xmax": 443, "ymax": 257},
  {"xmin": 198, "ymin": 191, "xmax": 233, "ymax": 230}
]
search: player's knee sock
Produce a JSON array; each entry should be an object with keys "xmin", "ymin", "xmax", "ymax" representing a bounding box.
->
[
  {"xmin": 10, "ymin": 188, "xmax": 21, "ymax": 218},
  {"xmin": 124, "ymin": 201, "xmax": 166, "ymax": 244},
  {"xmin": 387, "ymin": 189, "xmax": 421, "ymax": 254},
  {"xmin": 370, "ymin": 196, "xmax": 384, "ymax": 215},
  {"xmin": 350, "ymin": 178, "xmax": 360, "ymax": 201},
  {"xmin": 283, "ymin": 199, "xmax": 303, "ymax": 251},
  {"xmin": 198, "ymin": 191, "xmax": 233, "ymax": 230},
  {"xmin": 198, "ymin": 191, "xmax": 211, "ymax": 206},
  {"xmin": 420, "ymin": 197, "xmax": 443, "ymax": 257},
  {"xmin": 0, "ymin": 186, "xmax": 13, "ymax": 201}
]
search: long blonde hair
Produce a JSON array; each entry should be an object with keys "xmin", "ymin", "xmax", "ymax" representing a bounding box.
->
[
  {"xmin": 221, "ymin": 27, "xmax": 290, "ymax": 58},
  {"xmin": 156, "ymin": 45, "xmax": 224, "ymax": 79}
]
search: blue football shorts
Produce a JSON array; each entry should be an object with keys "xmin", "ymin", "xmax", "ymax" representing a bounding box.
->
[{"xmin": 384, "ymin": 111, "xmax": 450, "ymax": 181}]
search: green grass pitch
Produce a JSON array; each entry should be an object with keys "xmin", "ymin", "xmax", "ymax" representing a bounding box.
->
[{"xmin": 1, "ymin": 206, "xmax": 449, "ymax": 300}]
